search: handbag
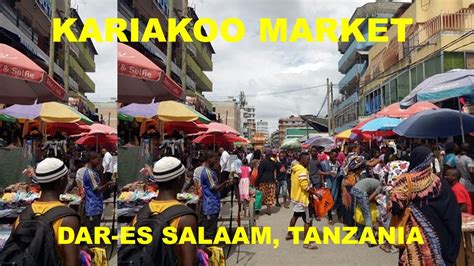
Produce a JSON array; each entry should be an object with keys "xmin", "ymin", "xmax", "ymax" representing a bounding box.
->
[{"xmin": 312, "ymin": 188, "xmax": 334, "ymax": 217}]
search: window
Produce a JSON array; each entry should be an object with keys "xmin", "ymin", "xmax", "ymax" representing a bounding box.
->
[
  {"xmin": 444, "ymin": 52, "xmax": 465, "ymax": 71},
  {"xmin": 424, "ymin": 55, "xmax": 442, "ymax": 79},
  {"xmin": 467, "ymin": 53, "xmax": 474, "ymax": 69},
  {"xmin": 382, "ymin": 84, "xmax": 389, "ymax": 106},
  {"xmin": 398, "ymin": 71, "xmax": 410, "ymax": 101},
  {"xmin": 390, "ymin": 79, "xmax": 398, "ymax": 104}
]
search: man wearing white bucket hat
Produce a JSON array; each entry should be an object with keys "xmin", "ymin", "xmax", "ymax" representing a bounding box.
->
[
  {"xmin": 119, "ymin": 157, "xmax": 198, "ymax": 266},
  {"xmin": 0, "ymin": 158, "xmax": 80, "ymax": 266}
]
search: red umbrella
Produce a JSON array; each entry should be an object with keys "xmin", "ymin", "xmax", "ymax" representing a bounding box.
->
[
  {"xmin": 118, "ymin": 43, "xmax": 184, "ymax": 103},
  {"xmin": 204, "ymin": 122, "xmax": 239, "ymax": 135},
  {"xmin": 72, "ymin": 123, "xmax": 117, "ymax": 137},
  {"xmin": 351, "ymin": 116, "xmax": 375, "ymax": 134},
  {"xmin": 376, "ymin": 103, "xmax": 408, "ymax": 118},
  {"xmin": 404, "ymin": 101, "xmax": 439, "ymax": 117},
  {"xmin": 0, "ymin": 44, "xmax": 66, "ymax": 104},
  {"xmin": 193, "ymin": 133, "xmax": 248, "ymax": 145},
  {"xmin": 75, "ymin": 134, "xmax": 118, "ymax": 146},
  {"xmin": 47, "ymin": 123, "xmax": 90, "ymax": 135}
]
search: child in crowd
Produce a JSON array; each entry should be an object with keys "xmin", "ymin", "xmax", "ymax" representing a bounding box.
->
[
  {"xmin": 445, "ymin": 168, "xmax": 472, "ymax": 214},
  {"xmin": 239, "ymin": 159, "xmax": 251, "ymax": 202}
]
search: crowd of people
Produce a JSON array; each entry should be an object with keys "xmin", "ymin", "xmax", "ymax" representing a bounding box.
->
[{"xmin": 1, "ymin": 136, "xmax": 473, "ymax": 265}]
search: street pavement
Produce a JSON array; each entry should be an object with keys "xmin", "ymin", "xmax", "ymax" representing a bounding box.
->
[{"xmin": 224, "ymin": 205, "xmax": 398, "ymax": 266}]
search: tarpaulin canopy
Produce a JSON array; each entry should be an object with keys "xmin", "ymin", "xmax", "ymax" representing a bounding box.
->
[
  {"xmin": 400, "ymin": 69, "xmax": 474, "ymax": 108},
  {"xmin": 0, "ymin": 44, "xmax": 66, "ymax": 104},
  {"xmin": 118, "ymin": 43, "xmax": 184, "ymax": 104},
  {"xmin": 0, "ymin": 102, "xmax": 93, "ymax": 124}
]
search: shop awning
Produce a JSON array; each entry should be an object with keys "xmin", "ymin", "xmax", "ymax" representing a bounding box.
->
[
  {"xmin": 118, "ymin": 43, "xmax": 184, "ymax": 104},
  {"xmin": 0, "ymin": 44, "xmax": 66, "ymax": 104}
]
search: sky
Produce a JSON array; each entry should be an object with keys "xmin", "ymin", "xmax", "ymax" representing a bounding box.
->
[{"xmin": 77, "ymin": 0, "xmax": 389, "ymax": 131}]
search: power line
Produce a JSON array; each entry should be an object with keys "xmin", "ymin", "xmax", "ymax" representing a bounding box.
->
[
  {"xmin": 359, "ymin": 31, "xmax": 473, "ymax": 88},
  {"xmin": 315, "ymin": 94, "xmax": 327, "ymax": 117},
  {"xmin": 208, "ymin": 83, "xmax": 338, "ymax": 99}
]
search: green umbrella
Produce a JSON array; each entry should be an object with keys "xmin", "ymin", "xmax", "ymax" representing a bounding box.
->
[
  {"xmin": 0, "ymin": 113, "xmax": 16, "ymax": 123},
  {"xmin": 186, "ymin": 106, "xmax": 210, "ymax": 124},
  {"xmin": 281, "ymin": 138, "xmax": 302, "ymax": 150},
  {"xmin": 118, "ymin": 112, "xmax": 134, "ymax": 122}
]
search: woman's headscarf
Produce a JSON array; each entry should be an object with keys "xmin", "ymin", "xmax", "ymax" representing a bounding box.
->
[
  {"xmin": 443, "ymin": 153, "xmax": 456, "ymax": 168},
  {"xmin": 391, "ymin": 146, "xmax": 441, "ymax": 208},
  {"xmin": 407, "ymin": 146, "xmax": 432, "ymax": 172}
]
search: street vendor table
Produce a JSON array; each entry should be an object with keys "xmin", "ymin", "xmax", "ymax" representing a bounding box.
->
[{"xmin": 457, "ymin": 213, "xmax": 474, "ymax": 266}]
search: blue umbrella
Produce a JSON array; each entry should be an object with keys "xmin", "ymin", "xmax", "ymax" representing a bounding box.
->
[
  {"xmin": 400, "ymin": 69, "xmax": 474, "ymax": 108},
  {"xmin": 393, "ymin": 109, "xmax": 474, "ymax": 138},
  {"xmin": 360, "ymin": 117, "xmax": 402, "ymax": 132}
]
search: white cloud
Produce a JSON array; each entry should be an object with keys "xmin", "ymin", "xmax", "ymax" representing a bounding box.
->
[
  {"xmin": 73, "ymin": 0, "xmax": 117, "ymax": 100},
  {"xmin": 199, "ymin": 0, "xmax": 371, "ymax": 131},
  {"xmin": 75, "ymin": 0, "xmax": 376, "ymax": 131}
]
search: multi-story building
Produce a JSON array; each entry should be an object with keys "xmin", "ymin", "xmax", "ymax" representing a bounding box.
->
[
  {"xmin": 241, "ymin": 105, "xmax": 256, "ymax": 140},
  {"xmin": 0, "ymin": 0, "xmax": 97, "ymax": 114},
  {"xmin": 277, "ymin": 115, "xmax": 307, "ymax": 146},
  {"xmin": 359, "ymin": 0, "xmax": 474, "ymax": 115},
  {"xmin": 270, "ymin": 130, "xmax": 280, "ymax": 148},
  {"xmin": 117, "ymin": 0, "xmax": 215, "ymax": 117},
  {"xmin": 334, "ymin": 0, "xmax": 408, "ymax": 133},
  {"xmin": 212, "ymin": 98, "xmax": 241, "ymax": 132},
  {"xmin": 256, "ymin": 120, "xmax": 269, "ymax": 140},
  {"xmin": 94, "ymin": 99, "xmax": 119, "ymax": 129}
]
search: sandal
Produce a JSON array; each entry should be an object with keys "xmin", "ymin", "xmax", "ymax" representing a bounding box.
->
[
  {"xmin": 303, "ymin": 243, "xmax": 318, "ymax": 250},
  {"xmin": 285, "ymin": 234, "xmax": 293, "ymax": 241}
]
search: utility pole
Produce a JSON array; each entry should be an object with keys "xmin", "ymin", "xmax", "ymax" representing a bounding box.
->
[
  {"xmin": 326, "ymin": 78, "xmax": 331, "ymax": 135},
  {"xmin": 330, "ymin": 82, "xmax": 334, "ymax": 136},
  {"xmin": 180, "ymin": 1, "xmax": 188, "ymax": 93},
  {"xmin": 64, "ymin": 0, "xmax": 70, "ymax": 94},
  {"xmin": 48, "ymin": 0, "xmax": 57, "ymax": 77},
  {"xmin": 166, "ymin": 0, "xmax": 174, "ymax": 76}
]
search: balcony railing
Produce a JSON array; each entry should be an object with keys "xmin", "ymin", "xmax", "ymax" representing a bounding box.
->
[
  {"xmin": 338, "ymin": 33, "xmax": 372, "ymax": 74},
  {"xmin": 188, "ymin": 30, "xmax": 213, "ymax": 71},
  {"xmin": 69, "ymin": 55, "xmax": 95, "ymax": 93},
  {"xmin": 187, "ymin": 56, "xmax": 212, "ymax": 92},
  {"xmin": 407, "ymin": 11, "xmax": 474, "ymax": 53},
  {"xmin": 338, "ymin": 62, "xmax": 367, "ymax": 93}
]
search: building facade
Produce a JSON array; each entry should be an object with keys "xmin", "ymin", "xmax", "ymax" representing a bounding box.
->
[
  {"xmin": 94, "ymin": 100, "xmax": 119, "ymax": 129},
  {"xmin": 0, "ymin": 0, "xmax": 97, "ymax": 115},
  {"xmin": 334, "ymin": 0, "xmax": 408, "ymax": 133},
  {"xmin": 359, "ymin": 0, "xmax": 474, "ymax": 116},
  {"xmin": 277, "ymin": 115, "xmax": 307, "ymax": 146},
  {"xmin": 256, "ymin": 120, "xmax": 269, "ymax": 139},
  {"xmin": 118, "ymin": 0, "xmax": 214, "ymax": 116},
  {"xmin": 241, "ymin": 105, "xmax": 256, "ymax": 140},
  {"xmin": 212, "ymin": 98, "xmax": 241, "ymax": 132}
]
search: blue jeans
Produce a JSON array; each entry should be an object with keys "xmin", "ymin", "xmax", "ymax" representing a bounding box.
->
[{"xmin": 351, "ymin": 188, "xmax": 372, "ymax": 228}]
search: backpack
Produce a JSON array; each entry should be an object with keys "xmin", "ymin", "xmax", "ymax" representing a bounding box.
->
[
  {"xmin": 0, "ymin": 205, "xmax": 79, "ymax": 266},
  {"xmin": 118, "ymin": 204, "xmax": 197, "ymax": 266}
]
